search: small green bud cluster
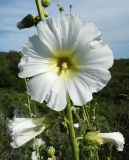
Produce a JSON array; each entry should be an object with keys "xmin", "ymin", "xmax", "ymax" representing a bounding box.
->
[
  {"xmin": 41, "ymin": 0, "xmax": 51, "ymax": 8},
  {"xmin": 17, "ymin": 12, "xmax": 49, "ymax": 30},
  {"xmin": 17, "ymin": 0, "xmax": 51, "ymax": 30}
]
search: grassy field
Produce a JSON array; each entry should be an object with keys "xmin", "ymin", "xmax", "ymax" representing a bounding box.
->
[{"xmin": 0, "ymin": 51, "xmax": 129, "ymax": 160}]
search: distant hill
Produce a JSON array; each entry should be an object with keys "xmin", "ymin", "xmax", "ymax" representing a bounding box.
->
[{"xmin": 0, "ymin": 51, "xmax": 25, "ymax": 91}]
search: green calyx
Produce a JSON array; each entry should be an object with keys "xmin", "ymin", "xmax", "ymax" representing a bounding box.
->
[{"xmin": 85, "ymin": 131, "xmax": 103, "ymax": 145}]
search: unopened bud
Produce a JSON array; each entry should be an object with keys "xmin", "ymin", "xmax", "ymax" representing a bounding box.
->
[
  {"xmin": 42, "ymin": 0, "xmax": 51, "ymax": 8},
  {"xmin": 17, "ymin": 14, "xmax": 35, "ymax": 30},
  {"xmin": 44, "ymin": 11, "xmax": 49, "ymax": 17},
  {"xmin": 47, "ymin": 146, "xmax": 55, "ymax": 157}
]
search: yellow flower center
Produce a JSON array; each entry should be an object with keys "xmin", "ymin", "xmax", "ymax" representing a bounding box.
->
[
  {"xmin": 50, "ymin": 50, "xmax": 80, "ymax": 78},
  {"xmin": 56, "ymin": 56, "xmax": 73, "ymax": 71},
  {"xmin": 62, "ymin": 62, "xmax": 68, "ymax": 70}
]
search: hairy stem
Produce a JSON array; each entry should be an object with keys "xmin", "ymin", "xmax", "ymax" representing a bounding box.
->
[{"xmin": 66, "ymin": 97, "xmax": 79, "ymax": 160}]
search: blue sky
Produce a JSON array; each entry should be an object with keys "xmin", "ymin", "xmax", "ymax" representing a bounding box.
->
[{"xmin": 0, "ymin": 0, "xmax": 129, "ymax": 59}]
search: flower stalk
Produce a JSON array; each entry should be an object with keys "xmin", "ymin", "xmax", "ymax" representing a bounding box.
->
[
  {"xmin": 35, "ymin": 0, "xmax": 44, "ymax": 21},
  {"xmin": 66, "ymin": 97, "xmax": 79, "ymax": 160}
]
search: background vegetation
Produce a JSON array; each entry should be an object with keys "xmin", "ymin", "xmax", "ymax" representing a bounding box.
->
[{"xmin": 0, "ymin": 51, "xmax": 129, "ymax": 160}]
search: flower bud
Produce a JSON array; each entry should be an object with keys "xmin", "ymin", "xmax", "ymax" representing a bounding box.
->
[
  {"xmin": 44, "ymin": 11, "xmax": 49, "ymax": 17},
  {"xmin": 47, "ymin": 146, "xmax": 55, "ymax": 157},
  {"xmin": 17, "ymin": 14, "xmax": 35, "ymax": 30},
  {"xmin": 41, "ymin": 0, "xmax": 51, "ymax": 8}
]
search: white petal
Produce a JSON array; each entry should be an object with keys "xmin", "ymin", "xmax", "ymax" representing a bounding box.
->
[
  {"xmin": 76, "ymin": 44, "xmax": 113, "ymax": 69},
  {"xmin": 37, "ymin": 15, "xmax": 82, "ymax": 51},
  {"xmin": 100, "ymin": 132, "xmax": 125, "ymax": 151},
  {"xmin": 27, "ymin": 68, "xmax": 67, "ymax": 111},
  {"xmin": 46, "ymin": 14, "xmax": 82, "ymax": 50},
  {"xmin": 27, "ymin": 71, "xmax": 57, "ymax": 103},
  {"xmin": 81, "ymin": 44, "xmax": 113, "ymax": 69},
  {"xmin": 22, "ymin": 35, "xmax": 52, "ymax": 58},
  {"xmin": 18, "ymin": 56, "xmax": 55, "ymax": 78},
  {"xmin": 77, "ymin": 23, "xmax": 102, "ymax": 47},
  {"xmin": 8, "ymin": 118, "xmax": 45, "ymax": 148},
  {"xmin": 68, "ymin": 74, "xmax": 93, "ymax": 106},
  {"xmin": 11, "ymin": 127, "xmax": 44, "ymax": 148},
  {"xmin": 77, "ymin": 67, "xmax": 111, "ymax": 93},
  {"xmin": 76, "ymin": 23, "xmax": 113, "ymax": 69},
  {"xmin": 8, "ymin": 118, "xmax": 44, "ymax": 134},
  {"xmin": 37, "ymin": 21, "xmax": 58, "ymax": 52},
  {"xmin": 45, "ymin": 71, "xmax": 67, "ymax": 111}
]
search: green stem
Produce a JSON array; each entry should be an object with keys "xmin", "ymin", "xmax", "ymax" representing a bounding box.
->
[
  {"xmin": 82, "ymin": 106, "xmax": 89, "ymax": 126},
  {"xmin": 84, "ymin": 104, "xmax": 90, "ymax": 120},
  {"xmin": 96, "ymin": 149, "xmax": 99, "ymax": 160},
  {"xmin": 76, "ymin": 137, "xmax": 83, "ymax": 141},
  {"xmin": 35, "ymin": 0, "xmax": 44, "ymax": 21},
  {"xmin": 25, "ymin": 79, "xmax": 41, "ymax": 159},
  {"xmin": 36, "ymin": 146, "xmax": 41, "ymax": 160},
  {"xmin": 66, "ymin": 97, "xmax": 79, "ymax": 160},
  {"xmin": 109, "ymin": 145, "xmax": 113, "ymax": 160}
]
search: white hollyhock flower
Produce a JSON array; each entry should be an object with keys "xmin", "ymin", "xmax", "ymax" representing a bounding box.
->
[
  {"xmin": 85, "ymin": 131, "xmax": 125, "ymax": 151},
  {"xmin": 8, "ymin": 118, "xmax": 45, "ymax": 148},
  {"xmin": 18, "ymin": 14, "xmax": 113, "ymax": 111}
]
